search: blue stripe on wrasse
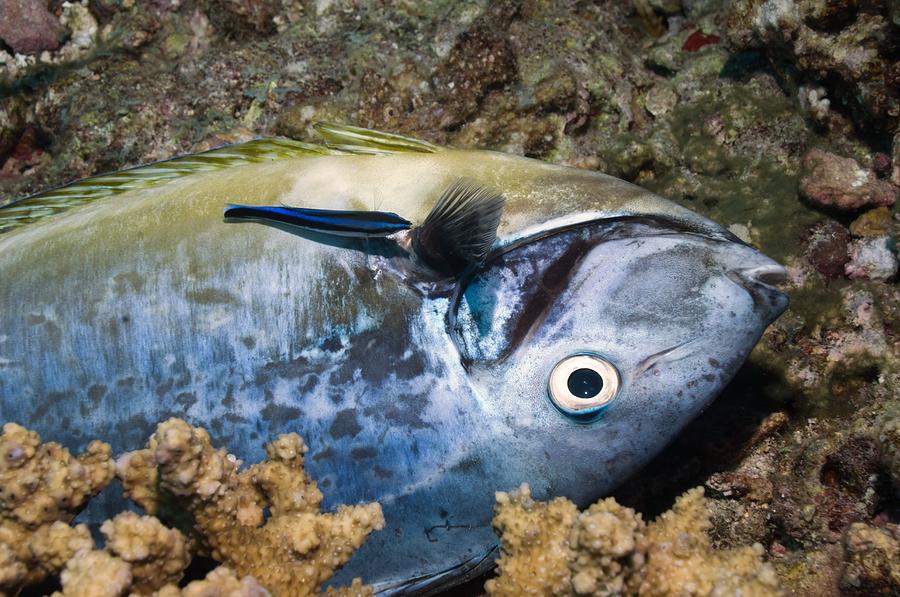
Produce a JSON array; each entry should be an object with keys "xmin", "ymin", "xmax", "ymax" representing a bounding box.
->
[{"xmin": 224, "ymin": 204, "xmax": 412, "ymax": 237}]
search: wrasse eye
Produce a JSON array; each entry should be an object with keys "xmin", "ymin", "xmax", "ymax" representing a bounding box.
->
[{"xmin": 548, "ymin": 354, "xmax": 619, "ymax": 421}]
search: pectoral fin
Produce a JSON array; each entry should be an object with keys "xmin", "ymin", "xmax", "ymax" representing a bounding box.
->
[{"xmin": 411, "ymin": 180, "xmax": 505, "ymax": 276}]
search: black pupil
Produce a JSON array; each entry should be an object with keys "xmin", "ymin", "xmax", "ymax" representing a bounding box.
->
[{"xmin": 567, "ymin": 368, "xmax": 603, "ymax": 399}]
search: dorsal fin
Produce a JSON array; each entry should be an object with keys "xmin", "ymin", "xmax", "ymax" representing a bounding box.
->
[
  {"xmin": 0, "ymin": 137, "xmax": 332, "ymax": 234},
  {"xmin": 412, "ymin": 180, "xmax": 505, "ymax": 276},
  {"xmin": 313, "ymin": 122, "xmax": 440, "ymax": 155}
]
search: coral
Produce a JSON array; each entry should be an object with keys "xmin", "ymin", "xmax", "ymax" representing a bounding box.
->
[
  {"xmin": 568, "ymin": 497, "xmax": 644, "ymax": 595},
  {"xmin": 101, "ymin": 512, "xmax": 191, "ymax": 594},
  {"xmin": 800, "ymin": 149, "xmax": 898, "ymax": 212},
  {"xmin": 840, "ymin": 523, "xmax": 900, "ymax": 595},
  {"xmin": 484, "ymin": 484, "xmax": 579, "ymax": 596},
  {"xmin": 153, "ymin": 566, "xmax": 269, "ymax": 597},
  {"xmin": 486, "ymin": 485, "xmax": 781, "ymax": 596},
  {"xmin": 52, "ymin": 549, "xmax": 133, "ymax": 597},
  {"xmin": 0, "ymin": 419, "xmax": 380, "ymax": 595},
  {"xmin": 116, "ymin": 418, "xmax": 384, "ymax": 595},
  {"xmin": 637, "ymin": 488, "xmax": 780, "ymax": 596},
  {"xmin": 0, "ymin": 423, "xmax": 114, "ymax": 591}
]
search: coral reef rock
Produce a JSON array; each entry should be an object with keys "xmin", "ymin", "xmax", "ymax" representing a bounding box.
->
[
  {"xmin": 800, "ymin": 149, "xmax": 898, "ymax": 212},
  {"xmin": 840, "ymin": 522, "xmax": 900, "ymax": 595},
  {"xmin": 486, "ymin": 484, "xmax": 781, "ymax": 596},
  {"xmin": 116, "ymin": 418, "xmax": 384, "ymax": 595},
  {"xmin": 0, "ymin": 0, "xmax": 64, "ymax": 54},
  {"xmin": 845, "ymin": 236, "xmax": 898, "ymax": 281},
  {"xmin": 0, "ymin": 422, "xmax": 114, "ymax": 591},
  {"xmin": 726, "ymin": 0, "xmax": 900, "ymax": 138}
]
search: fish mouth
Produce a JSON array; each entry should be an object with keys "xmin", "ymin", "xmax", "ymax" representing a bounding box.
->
[{"xmin": 726, "ymin": 264, "xmax": 790, "ymax": 320}]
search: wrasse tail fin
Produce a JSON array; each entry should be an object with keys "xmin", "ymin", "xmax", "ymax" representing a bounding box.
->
[
  {"xmin": 314, "ymin": 122, "xmax": 440, "ymax": 155},
  {"xmin": 224, "ymin": 204, "xmax": 412, "ymax": 237},
  {"xmin": 0, "ymin": 138, "xmax": 331, "ymax": 235},
  {"xmin": 412, "ymin": 179, "xmax": 505, "ymax": 276}
]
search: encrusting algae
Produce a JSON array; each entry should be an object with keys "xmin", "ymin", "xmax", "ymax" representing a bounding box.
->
[{"xmin": 485, "ymin": 484, "xmax": 781, "ymax": 597}]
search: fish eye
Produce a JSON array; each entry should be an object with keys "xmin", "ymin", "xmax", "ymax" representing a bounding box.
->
[{"xmin": 548, "ymin": 354, "xmax": 620, "ymax": 420}]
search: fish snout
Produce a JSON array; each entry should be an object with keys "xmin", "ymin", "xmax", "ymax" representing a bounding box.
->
[{"xmin": 726, "ymin": 262, "xmax": 789, "ymax": 323}]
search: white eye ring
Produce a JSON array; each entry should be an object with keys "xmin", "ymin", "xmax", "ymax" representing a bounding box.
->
[{"xmin": 548, "ymin": 354, "xmax": 620, "ymax": 418}]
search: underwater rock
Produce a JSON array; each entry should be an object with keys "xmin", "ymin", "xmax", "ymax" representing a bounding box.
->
[
  {"xmin": 0, "ymin": 423, "xmax": 113, "ymax": 591},
  {"xmin": 486, "ymin": 484, "xmax": 780, "ymax": 596},
  {"xmin": 647, "ymin": 0, "xmax": 683, "ymax": 17},
  {"xmin": 725, "ymin": 0, "xmax": 899, "ymax": 137},
  {"xmin": 840, "ymin": 522, "xmax": 900, "ymax": 595},
  {"xmin": 800, "ymin": 149, "xmax": 897, "ymax": 212},
  {"xmin": 880, "ymin": 415, "xmax": 900, "ymax": 494},
  {"xmin": 804, "ymin": 221, "xmax": 851, "ymax": 279},
  {"xmin": 116, "ymin": 418, "xmax": 383, "ymax": 595},
  {"xmin": 845, "ymin": 236, "xmax": 898, "ymax": 281},
  {"xmin": 0, "ymin": 0, "xmax": 63, "ymax": 54},
  {"xmin": 849, "ymin": 206, "xmax": 894, "ymax": 237}
]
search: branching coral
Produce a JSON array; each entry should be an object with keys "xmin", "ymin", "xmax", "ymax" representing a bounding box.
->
[
  {"xmin": 153, "ymin": 566, "xmax": 269, "ymax": 596},
  {"xmin": 101, "ymin": 512, "xmax": 192, "ymax": 594},
  {"xmin": 486, "ymin": 485, "xmax": 782, "ymax": 597},
  {"xmin": 51, "ymin": 549, "xmax": 133, "ymax": 597},
  {"xmin": 0, "ymin": 422, "xmax": 114, "ymax": 590},
  {"xmin": 116, "ymin": 418, "xmax": 384, "ymax": 595},
  {"xmin": 484, "ymin": 484, "xmax": 579, "ymax": 596},
  {"xmin": 51, "ymin": 555, "xmax": 267, "ymax": 597}
]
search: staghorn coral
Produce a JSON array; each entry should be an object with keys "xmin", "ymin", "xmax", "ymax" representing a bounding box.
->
[
  {"xmin": 486, "ymin": 485, "xmax": 781, "ymax": 597},
  {"xmin": 116, "ymin": 418, "xmax": 384, "ymax": 596},
  {"xmin": 0, "ymin": 422, "xmax": 114, "ymax": 591}
]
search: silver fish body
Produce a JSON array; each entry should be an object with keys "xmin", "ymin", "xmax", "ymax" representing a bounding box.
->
[{"xmin": 0, "ymin": 127, "xmax": 788, "ymax": 593}]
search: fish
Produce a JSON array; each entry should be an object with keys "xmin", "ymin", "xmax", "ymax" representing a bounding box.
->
[{"xmin": 0, "ymin": 123, "xmax": 788, "ymax": 594}]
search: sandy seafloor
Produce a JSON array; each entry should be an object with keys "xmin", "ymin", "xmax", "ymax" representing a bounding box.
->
[{"xmin": 1, "ymin": 0, "xmax": 899, "ymax": 594}]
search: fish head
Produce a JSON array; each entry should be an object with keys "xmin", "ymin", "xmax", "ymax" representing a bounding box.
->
[{"xmin": 453, "ymin": 213, "xmax": 788, "ymax": 504}]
